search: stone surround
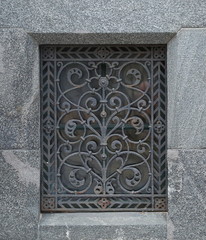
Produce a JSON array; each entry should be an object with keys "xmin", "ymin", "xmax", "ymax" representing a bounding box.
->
[{"xmin": 0, "ymin": 1, "xmax": 206, "ymax": 239}]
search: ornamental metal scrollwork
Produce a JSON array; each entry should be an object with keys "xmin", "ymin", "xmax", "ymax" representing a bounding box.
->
[{"xmin": 41, "ymin": 46, "xmax": 167, "ymax": 212}]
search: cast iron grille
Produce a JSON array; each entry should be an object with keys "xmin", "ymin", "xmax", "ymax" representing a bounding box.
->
[{"xmin": 41, "ymin": 45, "xmax": 167, "ymax": 212}]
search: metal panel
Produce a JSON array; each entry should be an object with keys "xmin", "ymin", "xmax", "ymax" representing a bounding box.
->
[{"xmin": 41, "ymin": 45, "xmax": 167, "ymax": 212}]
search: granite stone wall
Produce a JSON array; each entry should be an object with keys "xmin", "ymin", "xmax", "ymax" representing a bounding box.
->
[{"xmin": 0, "ymin": 1, "xmax": 206, "ymax": 239}]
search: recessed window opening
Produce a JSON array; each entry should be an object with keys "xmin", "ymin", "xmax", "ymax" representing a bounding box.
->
[{"xmin": 41, "ymin": 45, "xmax": 167, "ymax": 212}]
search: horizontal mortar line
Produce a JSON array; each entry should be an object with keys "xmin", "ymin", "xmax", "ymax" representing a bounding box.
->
[
  {"xmin": 0, "ymin": 26, "xmax": 25, "ymax": 29},
  {"xmin": 1, "ymin": 148, "xmax": 40, "ymax": 151},
  {"xmin": 1, "ymin": 27, "xmax": 205, "ymax": 32},
  {"xmin": 178, "ymin": 27, "xmax": 206, "ymax": 30},
  {"xmin": 167, "ymin": 148, "xmax": 206, "ymax": 150}
]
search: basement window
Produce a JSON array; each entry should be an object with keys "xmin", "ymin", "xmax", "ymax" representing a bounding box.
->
[{"xmin": 40, "ymin": 45, "xmax": 167, "ymax": 212}]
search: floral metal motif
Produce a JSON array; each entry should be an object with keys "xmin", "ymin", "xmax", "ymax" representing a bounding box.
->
[
  {"xmin": 43, "ymin": 120, "xmax": 55, "ymax": 134},
  {"xmin": 96, "ymin": 47, "xmax": 110, "ymax": 58},
  {"xmin": 154, "ymin": 120, "xmax": 165, "ymax": 134},
  {"xmin": 153, "ymin": 47, "xmax": 166, "ymax": 59},
  {"xmin": 42, "ymin": 197, "xmax": 55, "ymax": 209},
  {"xmin": 41, "ymin": 46, "xmax": 167, "ymax": 212},
  {"xmin": 56, "ymin": 61, "xmax": 152, "ymax": 197},
  {"xmin": 42, "ymin": 47, "xmax": 54, "ymax": 59},
  {"xmin": 154, "ymin": 198, "xmax": 167, "ymax": 210},
  {"xmin": 98, "ymin": 198, "xmax": 111, "ymax": 209}
]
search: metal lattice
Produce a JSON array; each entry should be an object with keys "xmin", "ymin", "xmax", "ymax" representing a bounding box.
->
[{"xmin": 41, "ymin": 45, "xmax": 167, "ymax": 212}]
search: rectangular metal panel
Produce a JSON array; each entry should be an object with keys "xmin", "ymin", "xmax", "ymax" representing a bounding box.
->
[{"xmin": 41, "ymin": 46, "xmax": 167, "ymax": 212}]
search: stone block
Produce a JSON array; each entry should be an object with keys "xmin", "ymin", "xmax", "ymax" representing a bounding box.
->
[
  {"xmin": 0, "ymin": 0, "xmax": 206, "ymax": 34},
  {"xmin": 0, "ymin": 28, "xmax": 40, "ymax": 149},
  {"xmin": 167, "ymin": 149, "xmax": 206, "ymax": 240},
  {"xmin": 29, "ymin": 32, "xmax": 175, "ymax": 45},
  {"xmin": 0, "ymin": 150, "xmax": 40, "ymax": 240},
  {"xmin": 167, "ymin": 28, "xmax": 206, "ymax": 149},
  {"xmin": 39, "ymin": 212, "xmax": 167, "ymax": 240}
]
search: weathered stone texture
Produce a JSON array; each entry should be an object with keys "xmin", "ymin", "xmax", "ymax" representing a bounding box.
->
[
  {"xmin": 39, "ymin": 212, "xmax": 167, "ymax": 240},
  {"xmin": 0, "ymin": 1, "xmax": 206, "ymax": 239},
  {"xmin": 0, "ymin": 150, "xmax": 40, "ymax": 240},
  {"xmin": 29, "ymin": 32, "xmax": 175, "ymax": 45},
  {"xmin": 167, "ymin": 28, "xmax": 206, "ymax": 149},
  {"xmin": 167, "ymin": 149, "xmax": 206, "ymax": 240},
  {"xmin": 1, "ymin": 0, "xmax": 206, "ymax": 33},
  {"xmin": 0, "ymin": 28, "xmax": 40, "ymax": 149}
]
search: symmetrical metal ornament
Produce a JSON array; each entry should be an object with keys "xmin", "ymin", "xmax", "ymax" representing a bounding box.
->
[{"xmin": 41, "ymin": 45, "xmax": 167, "ymax": 212}]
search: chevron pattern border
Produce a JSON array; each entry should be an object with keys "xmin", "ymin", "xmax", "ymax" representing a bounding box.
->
[
  {"xmin": 153, "ymin": 60, "xmax": 167, "ymax": 197},
  {"xmin": 41, "ymin": 58, "xmax": 56, "ymax": 196},
  {"xmin": 41, "ymin": 45, "xmax": 167, "ymax": 212}
]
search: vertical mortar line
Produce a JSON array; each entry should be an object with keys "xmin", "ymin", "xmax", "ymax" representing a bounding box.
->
[
  {"xmin": 54, "ymin": 46, "xmax": 57, "ymax": 209},
  {"xmin": 151, "ymin": 47, "xmax": 154, "ymax": 210}
]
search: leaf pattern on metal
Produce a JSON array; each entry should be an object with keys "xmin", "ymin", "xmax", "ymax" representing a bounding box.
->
[{"xmin": 41, "ymin": 46, "xmax": 167, "ymax": 212}]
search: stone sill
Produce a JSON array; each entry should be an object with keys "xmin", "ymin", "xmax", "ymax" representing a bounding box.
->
[
  {"xmin": 40, "ymin": 212, "xmax": 167, "ymax": 226},
  {"xmin": 39, "ymin": 212, "xmax": 167, "ymax": 240}
]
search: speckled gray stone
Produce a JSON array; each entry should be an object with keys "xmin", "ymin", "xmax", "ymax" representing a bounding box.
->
[
  {"xmin": 0, "ymin": 150, "xmax": 40, "ymax": 240},
  {"xmin": 1, "ymin": 1, "xmax": 206, "ymax": 238},
  {"xmin": 167, "ymin": 28, "xmax": 206, "ymax": 149},
  {"xmin": 0, "ymin": 0, "xmax": 206, "ymax": 34},
  {"xmin": 0, "ymin": 28, "xmax": 40, "ymax": 149},
  {"xmin": 30, "ymin": 32, "xmax": 175, "ymax": 44},
  {"xmin": 39, "ymin": 212, "xmax": 167, "ymax": 240},
  {"xmin": 167, "ymin": 149, "xmax": 206, "ymax": 240}
]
